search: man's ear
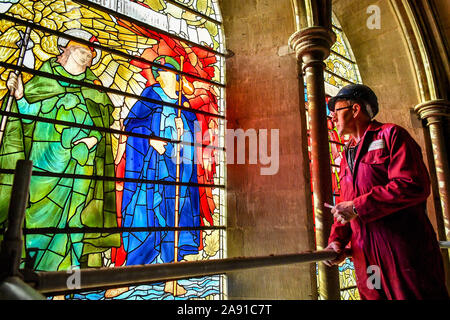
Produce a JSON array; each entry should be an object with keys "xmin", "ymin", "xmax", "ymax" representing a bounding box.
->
[{"xmin": 352, "ymin": 103, "xmax": 362, "ymax": 118}]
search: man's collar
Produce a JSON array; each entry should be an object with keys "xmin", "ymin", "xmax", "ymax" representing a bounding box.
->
[
  {"xmin": 365, "ymin": 120, "xmax": 383, "ymax": 132},
  {"xmin": 346, "ymin": 120, "xmax": 382, "ymax": 148}
]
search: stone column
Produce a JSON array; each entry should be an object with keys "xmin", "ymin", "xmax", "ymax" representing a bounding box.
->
[
  {"xmin": 289, "ymin": 27, "xmax": 340, "ymax": 300},
  {"xmin": 415, "ymin": 100, "xmax": 450, "ymax": 240},
  {"xmin": 415, "ymin": 100, "xmax": 450, "ymax": 289}
]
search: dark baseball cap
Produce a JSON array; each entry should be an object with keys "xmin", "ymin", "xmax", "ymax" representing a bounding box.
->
[{"xmin": 328, "ymin": 84, "xmax": 379, "ymax": 119}]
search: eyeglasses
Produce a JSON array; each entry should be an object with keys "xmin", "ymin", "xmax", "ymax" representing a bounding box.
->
[{"xmin": 330, "ymin": 105, "xmax": 354, "ymax": 119}]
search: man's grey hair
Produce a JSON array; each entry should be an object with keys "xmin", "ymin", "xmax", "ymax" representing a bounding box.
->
[{"xmin": 348, "ymin": 99, "xmax": 373, "ymax": 119}]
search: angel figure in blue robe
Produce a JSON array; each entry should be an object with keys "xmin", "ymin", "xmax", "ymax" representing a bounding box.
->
[{"xmin": 120, "ymin": 55, "xmax": 200, "ymax": 296}]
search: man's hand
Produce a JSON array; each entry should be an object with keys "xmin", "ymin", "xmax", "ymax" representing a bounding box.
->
[
  {"xmin": 331, "ymin": 200, "xmax": 358, "ymax": 224},
  {"xmin": 6, "ymin": 72, "xmax": 24, "ymax": 100},
  {"xmin": 323, "ymin": 241, "xmax": 347, "ymax": 267},
  {"xmin": 150, "ymin": 139, "xmax": 167, "ymax": 155}
]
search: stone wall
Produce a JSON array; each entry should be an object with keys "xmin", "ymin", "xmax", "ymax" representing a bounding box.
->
[
  {"xmin": 220, "ymin": 0, "xmax": 316, "ymax": 299},
  {"xmin": 434, "ymin": 0, "xmax": 450, "ymax": 49}
]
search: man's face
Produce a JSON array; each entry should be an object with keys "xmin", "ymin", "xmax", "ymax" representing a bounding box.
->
[
  {"xmin": 71, "ymin": 46, "xmax": 93, "ymax": 67},
  {"xmin": 331, "ymin": 100, "xmax": 355, "ymax": 136}
]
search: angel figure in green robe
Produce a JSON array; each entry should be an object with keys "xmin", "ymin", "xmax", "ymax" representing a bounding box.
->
[{"xmin": 0, "ymin": 29, "xmax": 120, "ymax": 271}]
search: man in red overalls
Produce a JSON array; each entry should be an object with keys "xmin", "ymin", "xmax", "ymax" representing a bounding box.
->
[{"xmin": 323, "ymin": 84, "xmax": 449, "ymax": 300}]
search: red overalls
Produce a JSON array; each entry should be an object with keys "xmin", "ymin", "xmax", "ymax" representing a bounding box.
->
[{"xmin": 329, "ymin": 121, "xmax": 449, "ymax": 300}]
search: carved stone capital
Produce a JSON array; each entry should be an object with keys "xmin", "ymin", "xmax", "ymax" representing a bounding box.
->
[
  {"xmin": 288, "ymin": 27, "xmax": 336, "ymax": 64},
  {"xmin": 414, "ymin": 99, "xmax": 450, "ymax": 125}
]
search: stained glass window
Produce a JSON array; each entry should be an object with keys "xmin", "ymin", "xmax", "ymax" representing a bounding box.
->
[
  {"xmin": 306, "ymin": 13, "xmax": 361, "ymax": 300},
  {"xmin": 0, "ymin": 0, "xmax": 226, "ymax": 300}
]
